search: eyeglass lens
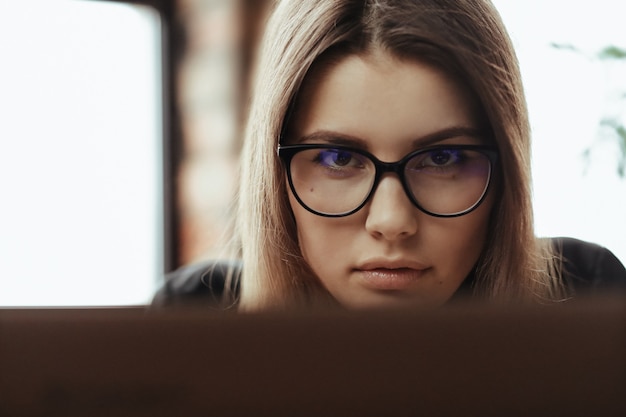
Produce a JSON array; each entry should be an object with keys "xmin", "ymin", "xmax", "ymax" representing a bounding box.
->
[{"xmin": 288, "ymin": 147, "xmax": 492, "ymax": 216}]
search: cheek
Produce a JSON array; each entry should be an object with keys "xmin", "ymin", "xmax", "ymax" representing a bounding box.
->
[
  {"xmin": 436, "ymin": 196, "xmax": 493, "ymax": 271},
  {"xmin": 290, "ymin": 192, "xmax": 329, "ymax": 255},
  {"xmin": 289, "ymin": 191, "xmax": 316, "ymax": 259},
  {"xmin": 288, "ymin": 192, "xmax": 356, "ymax": 271}
]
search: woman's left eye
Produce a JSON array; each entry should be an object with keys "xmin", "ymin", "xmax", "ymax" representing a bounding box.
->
[{"xmin": 425, "ymin": 149, "xmax": 463, "ymax": 166}]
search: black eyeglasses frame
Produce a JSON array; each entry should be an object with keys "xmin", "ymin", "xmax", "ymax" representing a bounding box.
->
[{"xmin": 278, "ymin": 143, "xmax": 499, "ymax": 218}]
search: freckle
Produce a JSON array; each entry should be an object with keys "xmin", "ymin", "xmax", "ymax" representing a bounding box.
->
[{"xmin": 309, "ymin": 188, "xmax": 315, "ymax": 192}]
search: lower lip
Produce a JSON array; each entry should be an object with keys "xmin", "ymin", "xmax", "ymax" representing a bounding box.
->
[{"xmin": 356, "ymin": 268, "xmax": 427, "ymax": 291}]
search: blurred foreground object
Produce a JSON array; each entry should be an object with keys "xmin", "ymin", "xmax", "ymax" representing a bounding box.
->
[{"xmin": 0, "ymin": 299, "xmax": 624, "ymax": 416}]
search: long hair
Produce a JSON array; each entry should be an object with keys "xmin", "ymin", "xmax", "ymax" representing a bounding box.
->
[{"xmin": 237, "ymin": 0, "xmax": 564, "ymax": 311}]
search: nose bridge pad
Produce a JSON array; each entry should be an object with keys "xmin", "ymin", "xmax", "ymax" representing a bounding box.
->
[
  {"xmin": 371, "ymin": 161, "xmax": 412, "ymax": 207},
  {"xmin": 372, "ymin": 171, "xmax": 411, "ymax": 207}
]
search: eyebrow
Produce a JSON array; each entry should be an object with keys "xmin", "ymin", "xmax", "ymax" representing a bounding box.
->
[{"xmin": 292, "ymin": 126, "xmax": 486, "ymax": 149}]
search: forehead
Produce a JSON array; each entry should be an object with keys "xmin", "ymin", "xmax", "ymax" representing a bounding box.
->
[{"xmin": 288, "ymin": 50, "xmax": 482, "ymax": 150}]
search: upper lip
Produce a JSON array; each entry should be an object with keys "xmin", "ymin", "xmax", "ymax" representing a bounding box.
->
[{"xmin": 355, "ymin": 258, "xmax": 429, "ymax": 271}]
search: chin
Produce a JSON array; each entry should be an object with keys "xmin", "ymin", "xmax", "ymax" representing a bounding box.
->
[{"xmin": 337, "ymin": 291, "xmax": 448, "ymax": 311}]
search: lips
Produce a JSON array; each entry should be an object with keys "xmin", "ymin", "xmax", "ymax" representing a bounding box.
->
[{"xmin": 354, "ymin": 259, "xmax": 430, "ymax": 291}]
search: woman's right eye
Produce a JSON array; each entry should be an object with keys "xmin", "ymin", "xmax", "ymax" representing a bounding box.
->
[{"xmin": 316, "ymin": 149, "xmax": 360, "ymax": 168}]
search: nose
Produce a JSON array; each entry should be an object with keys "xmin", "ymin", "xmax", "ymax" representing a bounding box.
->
[{"xmin": 364, "ymin": 174, "xmax": 419, "ymax": 241}]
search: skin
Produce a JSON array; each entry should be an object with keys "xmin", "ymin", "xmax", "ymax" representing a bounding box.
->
[{"xmin": 287, "ymin": 49, "xmax": 494, "ymax": 309}]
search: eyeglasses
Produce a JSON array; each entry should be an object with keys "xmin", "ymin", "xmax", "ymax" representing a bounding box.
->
[{"xmin": 278, "ymin": 144, "xmax": 498, "ymax": 218}]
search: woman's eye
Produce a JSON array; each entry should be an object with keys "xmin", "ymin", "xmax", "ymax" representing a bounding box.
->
[
  {"xmin": 317, "ymin": 149, "xmax": 360, "ymax": 168},
  {"xmin": 425, "ymin": 149, "xmax": 462, "ymax": 166}
]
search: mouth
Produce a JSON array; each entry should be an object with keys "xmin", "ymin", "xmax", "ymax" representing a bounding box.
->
[{"xmin": 354, "ymin": 260, "xmax": 430, "ymax": 291}]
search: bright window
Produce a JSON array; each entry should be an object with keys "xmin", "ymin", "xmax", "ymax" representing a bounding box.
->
[
  {"xmin": 493, "ymin": 0, "xmax": 626, "ymax": 265},
  {"xmin": 0, "ymin": 0, "xmax": 163, "ymax": 306}
]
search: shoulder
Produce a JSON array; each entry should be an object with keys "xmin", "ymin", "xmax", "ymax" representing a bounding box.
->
[
  {"xmin": 151, "ymin": 260, "xmax": 242, "ymax": 308},
  {"xmin": 548, "ymin": 237, "xmax": 626, "ymax": 294}
]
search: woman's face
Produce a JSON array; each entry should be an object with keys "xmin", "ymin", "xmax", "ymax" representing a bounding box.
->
[{"xmin": 286, "ymin": 50, "xmax": 495, "ymax": 309}]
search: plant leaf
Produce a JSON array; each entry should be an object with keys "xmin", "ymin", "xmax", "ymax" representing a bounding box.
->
[
  {"xmin": 598, "ymin": 45, "xmax": 626, "ymax": 60},
  {"xmin": 550, "ymin": 42, "xmax": 580, "ymax": 53}
]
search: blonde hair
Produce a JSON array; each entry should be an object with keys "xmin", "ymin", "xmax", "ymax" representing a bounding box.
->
[{"xmin": 237, "ymin": 0, "xmax": 564, "ymax": 311}]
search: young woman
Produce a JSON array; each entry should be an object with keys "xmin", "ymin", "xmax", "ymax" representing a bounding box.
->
[{"xmin": 153, "ymin": 0, "xmax": 626, "ymax": 310}]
